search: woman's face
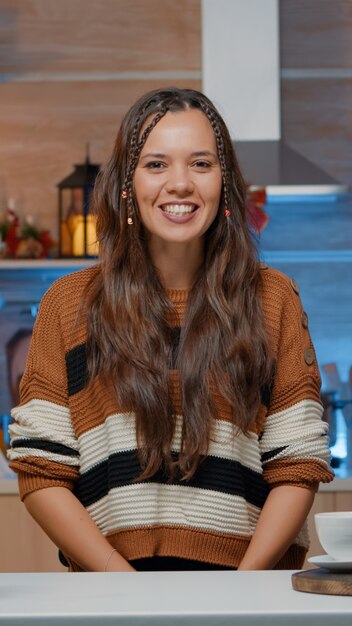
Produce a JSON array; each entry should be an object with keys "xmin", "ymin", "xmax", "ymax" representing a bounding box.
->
[{"xmin": 133, "ymin": 108, "xmax": 222, "ymax": 247}]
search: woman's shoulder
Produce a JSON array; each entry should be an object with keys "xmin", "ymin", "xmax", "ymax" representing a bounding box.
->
[
  {"xmin": 38, "ymin": 264, "xmax": 101, "ymax": 318},
  {"xmin": 259, "ymin": 264, "xmax": 297, "ymax": 299},
  {"xmin": 45, "ymin": 264, "xmax": 100, "ymax": 297},
  {"xmin": 258, "ymin": 264, "xmax": 303, "ymax": 329}
]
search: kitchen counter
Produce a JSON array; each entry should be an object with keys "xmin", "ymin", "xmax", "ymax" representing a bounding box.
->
[
  {"xmin": 0, "ymin": 570, "xmax": 351, "ymax": 625},
  {"xmin": 320, "ymin": 478, "xmax": 352, "ymax": 492}
]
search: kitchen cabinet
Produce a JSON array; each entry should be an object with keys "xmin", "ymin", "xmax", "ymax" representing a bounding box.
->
[{"xmin": 0, "ymin": 490, "xmax": 65, "ymax": 572}]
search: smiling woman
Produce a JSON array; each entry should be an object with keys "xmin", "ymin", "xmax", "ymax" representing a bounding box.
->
[
  {"xmin": 8, "ymin": 87, "xmax": 333, "ymax": 573},
  {"xmin": 134, "ymin": 109, "xmax": 222, "ymax": 253}
]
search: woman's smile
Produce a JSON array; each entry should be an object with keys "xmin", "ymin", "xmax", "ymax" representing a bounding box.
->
[{"xmin": 159, "ymin": 201, "xmax": 199, "ymax": 223}]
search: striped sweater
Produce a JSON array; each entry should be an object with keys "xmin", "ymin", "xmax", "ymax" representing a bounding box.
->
[{"xmin": 8, "ymin": 265, "xmax": 333, "ymax": 570}]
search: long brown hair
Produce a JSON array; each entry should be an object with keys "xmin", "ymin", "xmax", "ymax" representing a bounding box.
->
[{"xmin": 85, "ymin": 87, "xmax": 273, "ymax": 479}]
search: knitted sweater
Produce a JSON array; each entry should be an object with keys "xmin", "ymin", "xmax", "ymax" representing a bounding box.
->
[{"xmin": 8, "ymin": 265, "xmax": 333, "ymax": 570}]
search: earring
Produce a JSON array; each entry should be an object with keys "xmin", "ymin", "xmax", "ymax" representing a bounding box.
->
[
  {"xmin": 225, "ymin": 209, "xmax": 230, "ymax": 218},
  {"xmin": 127, "ymin": 216, "xmax": 133, "ymax": 225}
]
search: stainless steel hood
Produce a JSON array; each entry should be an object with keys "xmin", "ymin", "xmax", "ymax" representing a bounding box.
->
[{"xmin": 234, "ymin": 140, "xmax": 349, "ymax": 196}]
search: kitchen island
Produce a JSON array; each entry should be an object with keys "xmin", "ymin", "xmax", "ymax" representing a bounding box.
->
[{"xmin": 0, "ymin": 570, "xmax": 351, "ymax": 625}]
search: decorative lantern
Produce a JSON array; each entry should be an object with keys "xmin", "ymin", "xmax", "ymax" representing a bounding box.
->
[{"xmin": 57, "ymin": 149, "xmax": 100, "ymax": 258}]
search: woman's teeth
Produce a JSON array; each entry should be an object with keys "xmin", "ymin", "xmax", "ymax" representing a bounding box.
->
[{"xmin": 162, "ymin": 204, "xmax": 196, "ymax": 215}]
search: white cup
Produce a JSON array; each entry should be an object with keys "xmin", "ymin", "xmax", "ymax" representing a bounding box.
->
[{"xmin": 315, "ymin": 512, "xmax": 352, "ymax": 561}]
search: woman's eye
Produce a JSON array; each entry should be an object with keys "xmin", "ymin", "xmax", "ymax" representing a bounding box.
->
[
  {"xmin": 193, "ymin": 160, "xmax": 211, "ymax": 169},
  {"xmin": 145, "ymin": 161, "xmax": 166, "ymax": 170}
]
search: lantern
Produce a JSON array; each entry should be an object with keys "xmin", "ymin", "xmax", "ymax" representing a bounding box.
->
[{"xmin": 57, "ymin": 150, "xmax": 100, "ymax": 258}]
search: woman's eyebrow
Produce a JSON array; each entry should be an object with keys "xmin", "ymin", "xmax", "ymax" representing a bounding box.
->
[
  {"xmin": 191, "ymin": 151, "xmax": 218, "ymax": 159},
  {"xmin": 139, "ymin": 152, "xmax": 167, "ymax": 160},
  {"xmin": 140, "ymin": 150, "xmax": 218, "ymax": 160}
]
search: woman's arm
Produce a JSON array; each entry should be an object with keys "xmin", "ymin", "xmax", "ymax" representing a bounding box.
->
[
  {"xmin": 24, "ymin": 487, "xmax": 135, "ymax": 572},
  {"xmin": 237, "ymin": 485, "xmax": 315, "ymax": 570}
]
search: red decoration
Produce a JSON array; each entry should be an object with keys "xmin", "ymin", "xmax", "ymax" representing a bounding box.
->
[
  {"xmin": 246, "ymin": 186, "xmax": 269, "ymax": 233},
  {"xmin": 0, "ymin": 201, "xmax": 57, "ymax": 259},
  {"xmin": 4, "ymin": 204, "xmax": 20, "ymax": 256}
]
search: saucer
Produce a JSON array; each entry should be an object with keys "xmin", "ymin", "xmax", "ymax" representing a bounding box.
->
[{"xmin": 308, "ymin": 555, "xmax": 352, "ymax": 572}]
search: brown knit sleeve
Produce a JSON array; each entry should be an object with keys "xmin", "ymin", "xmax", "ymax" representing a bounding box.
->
[
  {"xmin": 259, "ymin": 270, "xmax": 334, "ymax": 490},
  {"xmin": 7, "ymin": 278, "xmax": 80, "ymax": 500}
]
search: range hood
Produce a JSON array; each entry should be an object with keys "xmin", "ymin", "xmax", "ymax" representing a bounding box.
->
[
  {"xmin": 203, "ymin": 2, "xmax": 349, "ymax": 198},
  {"xmin": 234, "ymin": 140, "xmax": 349, "ymax": 197}
]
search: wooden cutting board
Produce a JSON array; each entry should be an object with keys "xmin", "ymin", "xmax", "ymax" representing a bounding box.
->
[{"xmin": 292, "ymin": 569, "xmax": 352, "ymax": 596}]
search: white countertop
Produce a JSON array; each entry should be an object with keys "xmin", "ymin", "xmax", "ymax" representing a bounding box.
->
[{"xmin": 0, "ymin": 570, "xmax": 351, "ymax": 625}]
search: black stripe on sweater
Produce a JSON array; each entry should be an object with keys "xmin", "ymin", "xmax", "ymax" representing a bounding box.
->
[
  {"xmin": 261, "ymin": 446, "xmax": 288, "ymax": 463},
  {"xmin": 11, "ymin": 438, "xmax": 79, "ymax": 457},
  {"xmin": 74, "ymin": 450, "xmax": 269, "ymax": 509},
  {"xmin": 260, "ymin": 383, "xmax": 271, "ymax": 409},
  {"xmin": 66, "ymin": 344, "xmax": 88, "ymax": 396}
]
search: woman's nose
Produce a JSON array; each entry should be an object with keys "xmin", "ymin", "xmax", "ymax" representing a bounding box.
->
[{"xmin": 165, "ymin": 166, "xmax": 194, "ymax": 195}]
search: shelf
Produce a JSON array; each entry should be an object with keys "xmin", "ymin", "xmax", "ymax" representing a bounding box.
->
[
  {"xmin": 263, "ymin": 250, "xmax": 352, "ymax": 263},
  {"xmin": 0, "ymin": 259, "xmax": 97, "ymax": 269}
]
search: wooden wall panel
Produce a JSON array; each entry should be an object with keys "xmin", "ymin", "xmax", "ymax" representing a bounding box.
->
[
  {"xmin": 280, "ymin": 0, "xmax": 352, "ymax": 68},
  {"xmin": 0, "ymin": 78, "xmax": 201, "ymax": 234},
  {"xmin": 281, "ymin": 78, "xmax": 352, "ymax": 185},
  {"xmin": 0, "ymin": 0, "xmax": 201, "ymax": 73},
  {"xmin": 0, "ymin": 495, "xmax": 65, "ymax": 572},
  {"xmin": 335, "ymin": 492, "xmax": 352, "ymax": 511}
]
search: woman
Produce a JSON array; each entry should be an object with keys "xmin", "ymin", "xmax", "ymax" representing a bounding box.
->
[{"xmin": 8, "ymin": 87, "xmax": 333, "ymax": 572}]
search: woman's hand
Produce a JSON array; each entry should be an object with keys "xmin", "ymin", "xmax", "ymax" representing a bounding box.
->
[
  {"xmin": 24, "ymin": 486, "xmax": 135, "ymax": 572},
  {"xmin": 237, "ymin": 484, "xmax": 315, "ymax": 570}
]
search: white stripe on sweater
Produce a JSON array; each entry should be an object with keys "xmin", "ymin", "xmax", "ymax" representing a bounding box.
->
[
  {"xmin": 8, "ymin": 399, "xmax": 79, "ymax": 466},
  {"xmin": 78, "ymin": 413, "xmax": 262, "ymax": 474},
  {"xmin": 87, "ymin": 482, "xmax": 261, "ymax": 536},
  {"xmin": 87, "ymin": 482, "xmax": 309, "ymax": 549},
  {"xmin": 260, "ymin": 399, "xmax": 330, "ymax": 465}
]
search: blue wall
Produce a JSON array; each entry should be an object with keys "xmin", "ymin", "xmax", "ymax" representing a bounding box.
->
[{"xmin": 259, "ymin": 195, "xmax": 352, "ymax": 462}]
